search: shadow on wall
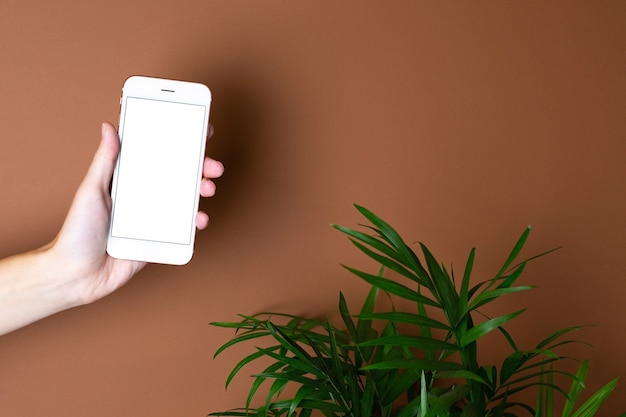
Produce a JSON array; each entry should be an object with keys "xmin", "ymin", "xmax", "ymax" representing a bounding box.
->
[{"xmin": 194, "ymin": 69, "xmax": 270, "ymax": 242}]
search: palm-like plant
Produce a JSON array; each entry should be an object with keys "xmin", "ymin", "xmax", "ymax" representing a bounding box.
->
[{"xmin": 209, "ymin": 205, "xmax": 619, "ymax": 417}]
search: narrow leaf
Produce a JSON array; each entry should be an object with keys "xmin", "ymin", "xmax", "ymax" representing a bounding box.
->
[
  {"xmin": 357, "ymin": 311, "xmax": 450, "ymax": 331},
  {"xmin": 493, "ymin": 226, "xmax": 531, "ymax": 279},
  {"xmin": 570, "ymin": 377, "xmax": 619, "ymax": 417},
  {"xmin": 342, "ymin": 265, "xmax": 440, "ymax": 307},
  {"xmin": 459, "ymin": 248, "xmax": 476, "ymax": 317},
  {"xmin": 359, "ymin": 335, "xmax": 458, "ymax": 353},
  {"xmin": 459, "ymin": 309, "xmax": 526, "ymax": 348},
  {"xmin": 363, "ymin": 358, "xmax": 463, "ymax": 372}
]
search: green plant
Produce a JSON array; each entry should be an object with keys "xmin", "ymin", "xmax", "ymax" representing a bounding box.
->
[{"xmin": 209, "ymin": 205, "xmax": 619, "ymax": 417}]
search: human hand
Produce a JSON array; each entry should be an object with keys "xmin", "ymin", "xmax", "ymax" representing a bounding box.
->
[{"xmin": 47, "ymin": 122, "xmax": 224, "ymax": 307}]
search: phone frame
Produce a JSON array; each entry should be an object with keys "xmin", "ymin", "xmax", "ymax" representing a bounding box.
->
[{"xmin": 106, "ymin": 76, "xmax": 212, "ymax": 265}]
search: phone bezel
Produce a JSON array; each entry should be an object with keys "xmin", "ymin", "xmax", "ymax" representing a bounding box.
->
[{"xmin": 106, "ymin": 76, "xmax": 212, "ymax": 265}]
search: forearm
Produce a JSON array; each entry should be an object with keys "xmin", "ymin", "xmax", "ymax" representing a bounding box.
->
[
  {"xmin": 0, "ymin": 122, "xmax": 221, "ymax": 336},
  {"xmin": 0, "ymin": 246, "xmax": 75, "ymax": 335}
]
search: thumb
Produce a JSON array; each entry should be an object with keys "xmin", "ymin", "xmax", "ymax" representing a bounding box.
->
[{"xmin": 85, "ymin": 122, "xmax": 120, "ymax": 191}]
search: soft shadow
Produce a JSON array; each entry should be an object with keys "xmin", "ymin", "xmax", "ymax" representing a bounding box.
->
[{"xmin": 192, "ymin": 69, "xmax": 270, "ymax": 242}]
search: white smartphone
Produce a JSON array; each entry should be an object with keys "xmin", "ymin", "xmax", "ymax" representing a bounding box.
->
[{"xmin": 106, "ymin": 76, "xmax": 212, "ymax": 265}]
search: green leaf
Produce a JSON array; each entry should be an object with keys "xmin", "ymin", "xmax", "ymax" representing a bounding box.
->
[
  {"xmin": 332, "ymin": 224, "xmax": 397, "ymax": 259},
  {"xmin": 491, "ymin": 381, "xmax": 569, "ymax": 403},
  {"xmin": 247, "ymin": 361, "xmax": 287, "ymax": 411},
  {"xmin": 353, "ymin": 205, "xmax": 412, "ymax": 260},
  {"xmin": 266, "ymin": 378, "xmax": 289, "ymax": 409},
  {"xmin": 325, "ymin": 316, "xmax": 348, "ymax": 401},
  {"xmin": 467, "ymin": 285, "xmax": 535, "ymax": 314},
  {"xmin": 563, "ymin": 360, "xmax": 589, "ymax": 417},
  {"xmin": 209, "ymin": 409, "xmax": 262, "ymax": 417},
  {"xmin": 359, "ymin": 335, "xmax": 458, "ymax": 353},
  {"xmin": 290, "ymin": 385, "xmax": 316, "ymax": 417},
  {"xmin": 379, "ymin": 367, "xmax": 421, "ymax": 407},
  {"xmin": 536, "ymin": 370, "xmax": 546, "ymax": 417},
  {"xmin": 355, "ymin": 205, "xmax": 434, "ymax": 284},
  {"xmin": 224, "ymin": 347, "xmax": 280, "ymax": 389},
  {"xmin": 350, "ymin": 285, "xmax": 381, "ymax": 367},
  {"xmin": 496, "ymin": 262, "xmax": 527, "ymax": 290},
  {"xmin": 357, "ymin": 285, "xmax": 380, "ymax": 343},
  {"xmin": 506, "ymin": 368, "xmax": 580, "ymax": 392},
  {"xmin": 469, "ymin": 261, "xmax": 528, "ymax": 302},
  {"xmin": 342, "ymin": 265, "xmax": 440, "ymax": 307},
  {"xmin": 459, "ymin": 309, "xmax": 526, "ymax": 348},
  {"xmin": 420, "ymin": 371, "xmax": 429, "ymax": 416},
  {"xmin": 493, "ymin": 226, "xmax": 531, "ymax": 279},
  {"xmin": 419, "ymin": 242, "xmax": 459, "ymax": 321},
  {"xmin": 435, "ymin": 369, "xmax": 488, "ymax": 385},
  {"xmin": 213, "ymin": 330, "xmax": 272, "ymax": 358},
  {"xmin": 417, "ymin": 286, "xmax": 435, "ymax": 361},
  {"xmin": 363, "ymin": 358, "xmax": 463, "ymax": 372},
  {"xmin": 428, "ymin": 384, "xmax": 472, "ymax": 416},
  {"xmin": 535, "ymin": 326, "xmax": 586, "ymax": 350},
  {"xmin": 270, "ymin": 399, "xmax": 346, "ymax": 414},
  {"xmin": 357, "ymin": 311, "xmax": 450, "ymax": 331},
  {"xmin": 263, "ymin": 326, "xmax": 324, "ymax": 377},
  {"xmin": 209, "ymin": 320, "xmax": 256, "ymax": 329},
  {"xmin": 349, "ymin": 238, "xmax": 430, "ymax": 287},
  {"xmin": 253, "ymin": 370, "xmax": 327, "ymax": 388},
  {"xmin": 361, "ymin": 371, "xmax": 376, "ymax": 417},
  {"xmin": 500, "ymin": 348, "xmax": 564, "ymax": 386},
  {"xmin": 338, "ymin": 292, "xmax": 358, "ymax": 343},
  {"xmin": 394, "ymin": 387, "xmax": 423, "ymax": 417},
  {"xmin": 500, "ymin": 350, "xmax": 532, "ymax": 385},
  {"xmin": 459, "ymin": 248, "xmax": 476, "ymax": 319},
  {"xmin": 494, "ymin": 320, "xmax": 519, "ymax": 351},
  {"xmin": 570, "ymin": 377, "xmax": 619, "ymax": 417}
]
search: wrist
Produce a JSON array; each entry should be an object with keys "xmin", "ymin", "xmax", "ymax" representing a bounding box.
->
[{"xmin": 37, "ymin": 243, "xmax": 85, "ymax": 310}]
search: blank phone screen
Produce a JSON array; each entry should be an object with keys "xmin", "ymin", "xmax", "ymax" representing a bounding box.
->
[{"xmin": 110, "ymin": 97, "xmax": 207, "ymax": 245}]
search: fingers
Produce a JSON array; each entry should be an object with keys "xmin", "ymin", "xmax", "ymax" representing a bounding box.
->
[
  {"xmin": 200, "ymin": 178, "xmax": 217, "ymax": 197},
  {"xmin": 81, "ymin": 122, "xmax": 218, "ymax": 235},
  {"xmin": 203, "ymin": 157, "xmax": 224, "ymax": 178},
  {"xmin": 200, "ymin": 157, "xmax": 223, "ymax": 197},
  {"xmin": 195, "ymin": 211, "xmax": 209, "ymax": 230},
  {"xmin": 197, "ymin": 131, "xmax": 221, "ymax": 228}
]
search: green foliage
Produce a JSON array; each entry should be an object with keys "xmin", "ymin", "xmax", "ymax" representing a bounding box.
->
[{"xmin": 209, "ymin": 205, "xmax": 619, "ymax": 417}]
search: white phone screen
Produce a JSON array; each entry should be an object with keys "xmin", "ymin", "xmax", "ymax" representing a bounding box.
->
[{"xmin": 110, "ymin": 97, "xmax": 206, "ymax": 245}]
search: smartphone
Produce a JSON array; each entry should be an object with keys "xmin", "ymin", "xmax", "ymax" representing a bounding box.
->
[{"xmin": 106, "ymin": 76, "xmax": 212, "ymax": 265}]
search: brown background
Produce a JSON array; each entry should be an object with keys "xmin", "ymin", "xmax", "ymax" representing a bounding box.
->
[{"xmin": 1, "ymin": 1, "xmax": 625, "ymax": 416}]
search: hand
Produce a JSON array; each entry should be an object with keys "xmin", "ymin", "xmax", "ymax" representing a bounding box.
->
[{"xmin": 47, "ymin": 122, "xmax": 224, "ymax": 307}]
